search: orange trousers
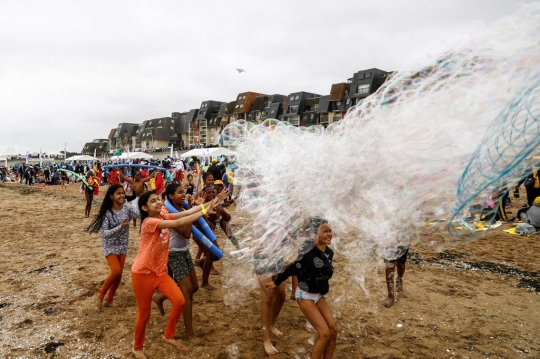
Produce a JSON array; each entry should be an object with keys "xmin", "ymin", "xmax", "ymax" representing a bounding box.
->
[
  {"xmin": 98, "ymin": 254, "xmax": 126, "ymax": 303},
  {"xmin": 131, "ymin": 273, "xmax": 185, "ymax": 350}
]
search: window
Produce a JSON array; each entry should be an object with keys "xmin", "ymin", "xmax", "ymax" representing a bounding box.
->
[
  {"xmin": 365, "ymin": 72, "xmax": 372, "ymax": 78},
  {"xmin": 357, "ymin": 84, "xmax": 370, "ymax": 94},
  {"xmin": 289, "ymin": 105, "xmax": 298, "ymax": 113},
  {"xmin": 302, "ymin": 115, "xmax": 308, "ymax": 120},
  {"xmin": 235, "ymin": 105, "xmax": 240, "ymax": 109},
  {"xmin": 170, "ymin": 126, "xmax": 174, "ymax": 130},
  {"xmin": 357, "ymin": 72, "xmax": 364, "ymax": 80},
  {"xmin": 239, "ymin": 104, "xmax": 244, "ymax": 108},
  {"xmin": 310, "ymin": 114, "xmax": 314, "ymax": 119},
  {"xmin": 270, "ymin": 109, "xmax": 275, "ymax": 114},
  {"xmin": 346, "ymin": 99, "xmax": 351, "ymax": 104},
  {"xmin": 295, "ymin": 95, "xmax": 300, "ymax": 100},
  {"xmin": 290, "ymin": 96, "xmax": 294, "ymax": 101}
]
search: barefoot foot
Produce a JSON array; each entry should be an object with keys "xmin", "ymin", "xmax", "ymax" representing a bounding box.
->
[
  {"xmin": 270, "ymin": 326, "xmax": 284, "ymax": 339},
  {"xmin": 161, "ymin": 335, "xmax": 186, "ymax": 351},
  {"xmin": 132, "ymin": 348, "xmax": 147, "ymax": 359},
  {"xmin": 187, "ymin": 336, "xmax": 204, "ymax": 346},
  {"xmin": 104, "ymin": 301, "xmax": 118, "ymax": 308},
  {"xmin": 210, "ymin": 268, "xmax": 221, "ymax": 276},
  {"xmin": 289, "ymin": 294, "xmax": 296, "ymax": 301},
  {"xmin": 383, "ymin": 295, "xmax": 395, "ymax": 308},
  {"xmin": 95, "ymin": 295, "xmax": 103, "ymax": 311},
  {"xmin": 263, "ymin": 341, "xmax": 280, "ymax": 356},
  {"xmin": 152, "ymin": 293, "xmax": 165, "ymax": 316},
  {"xmin": 201, "ymin": 283, "xmax": 216, "ymax": 291}
]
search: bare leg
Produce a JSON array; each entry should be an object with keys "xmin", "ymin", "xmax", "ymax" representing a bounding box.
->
[
  {"xmin": 259, "ymin": 277, "xmax": 284, "ymax": 356},
  {"xmin": 297, "ymin": 298, "xmax": 336, "ymax": 359},
  {"xmin": 179, "ymin": 272, "xmax": 203, "ymax": 345},
  {"xmin": 383, "ymin": 261, "xmax": 396, "ymax": 308},
  {"xmin": 270, "ymin": 282, "xmax": 285, "ymax": 338},
  {"xmin": 152, "ymin": 292, "xmax": 166, "ymax": 316},
  {"xmin": 396, "ymin": 262, "xmax": 406, "ymax": 297},
  {"xmin": 201, "ymin": 253, "xmax": 216, "ymax": 290},
  {"xmin": 316, "ymin": 299, "xmax": 338, "ymax": 359}
]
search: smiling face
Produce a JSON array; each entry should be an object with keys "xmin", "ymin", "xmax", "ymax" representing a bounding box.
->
[
  {"xmin": 110, "ymin": 187, "xmax": 126, "ymax": 206},
  {"xmin": 169, "ymin": 186, "xmax": 186, "ymax": 207},
  {"xmin": 141, "ymin": 193, "xmax": 163, "ymax": 216},
  {"xmin": 317, "ymin": 223, "xmax": 332, "ymax": 246},
  {"xmin": 204, "ymin": 174, "xmax": 214, "ymax": 187}
]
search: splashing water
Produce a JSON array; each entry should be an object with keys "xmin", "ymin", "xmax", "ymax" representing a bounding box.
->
[{"xmin": 220, "ymin": 4, "xmax": 540, "ymax": 305}]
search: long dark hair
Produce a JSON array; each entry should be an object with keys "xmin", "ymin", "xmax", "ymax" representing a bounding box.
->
[
  {"xmin": 86, "ymin": 184, "xmax": 124, "ymax": 234},
  {"xmin": 138, "ymin": 190, "xmax": 156, "ymax": 225}
]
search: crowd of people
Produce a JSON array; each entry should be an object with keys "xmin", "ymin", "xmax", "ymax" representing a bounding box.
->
[{"xmin": 3, "ymin": 155, "xmax": 540, "ymax": 358}]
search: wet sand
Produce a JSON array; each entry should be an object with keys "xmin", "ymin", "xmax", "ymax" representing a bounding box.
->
[{"xmin": 0, "ymin": 182, "xmax": 538, "ymax": 358}]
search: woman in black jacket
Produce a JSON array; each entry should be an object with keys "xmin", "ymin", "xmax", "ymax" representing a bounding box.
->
[{"xmin": 266, "ymin": 219, "xmax": 337, "ymax": 359}]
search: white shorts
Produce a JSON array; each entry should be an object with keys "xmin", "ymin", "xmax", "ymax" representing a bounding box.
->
[{"xmin": 295, "ymin": 288, "xmax": 324, "ymax": 303}]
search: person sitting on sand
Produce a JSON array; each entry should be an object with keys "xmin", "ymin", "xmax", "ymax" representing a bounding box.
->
[
  {"xmin": 152, "ymin": 184, "xmax": 206, "ymax": 345},
  {"xmin": 86, "ymin": 184, "xmax": 140, "ymax": 310},
  {"xmin": 266, "ymin": 219, "xmax": 337, "ymax": 358},
  {"xmin": 518, "ymin": 196, "xmax": 540, "ymax": 229},
  {"xmin": 130, "ymin": 190, "xmax": 226, "ymax": 359}
]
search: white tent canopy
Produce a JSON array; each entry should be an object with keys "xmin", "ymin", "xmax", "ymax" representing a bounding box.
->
[
  {"xmin": 180, "ymin": 147, "xmax": 236, "ymax": 159},
  {"xmin": 3, "ymin": 147, "xmax": 19, "ymax": 156},
  {"xmin": 65, "ymin": 155, "xmax": 97, "ymax": 161},
  {"xmin": 110, "ymin": 152, "xmax": 153, "ymax": 161},
  {"xmin": 128, "ymin": 152, "xmax": 153, "ymax": 159}
]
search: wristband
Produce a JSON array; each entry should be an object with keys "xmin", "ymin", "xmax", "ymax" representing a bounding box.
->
[{"xmin": 201, "ymin": 203, "xmax": 207, "ymax": 215}]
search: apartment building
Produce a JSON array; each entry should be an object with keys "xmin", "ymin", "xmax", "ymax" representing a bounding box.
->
[
  {"xmin": 282, "ymin": 91, "xmax": 321, "ymax": 126},
  {"xmin": 138, "ymin": 116, "xmax": 185, "ymax": 150},
  {"xmin": 90, "ymin": 67, "xmax": 393, "ymax": 151},
  {"xmin": 82, "ymin": 139, "xmax": 109, "ymax": 156},
  {"xmin": 233, "ymin": 91, "xmax": 265, "ymax": 121}
]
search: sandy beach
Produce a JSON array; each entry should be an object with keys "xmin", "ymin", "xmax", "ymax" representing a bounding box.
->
[{"xmin": 0, "ymin": 182, "xmax": 538, "ymax": 358}]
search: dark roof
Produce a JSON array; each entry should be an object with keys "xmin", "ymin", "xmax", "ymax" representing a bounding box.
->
[
  {"xmin": 316, "ymin": 95, "xmax": 332, "ymax": 114},
  {"xmin": 252, "ymin": 96, "xmax": 267, "ymax": 111},
  {"xmin": 226, "ymin": 101, "xmax": 237, "ymax": 115}
]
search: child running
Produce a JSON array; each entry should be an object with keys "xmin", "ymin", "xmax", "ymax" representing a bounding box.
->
[
  {"xmin": 131, "ymin": 189, "xmax": 228, "ymax": 359},
  {"xmin": 152, "ymin": 184, "xmax": 204, "ymax": 345},
  {"xmin": 86, "ymin": 184, "xmax": 141, "ymax": 310},
  {"xmin": 266, "ymin": 219, "xmax": 337, "ymax": 359}
]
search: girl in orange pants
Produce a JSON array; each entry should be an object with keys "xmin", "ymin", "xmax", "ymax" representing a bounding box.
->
[
  {"xmin": 131, "ymin": 189, "xmax": 227, "ymax": 358},
  {"xmin": 87, "ymin": 184, "xmax": 140, "ymax": 310},
  {"xmin": 132, "ymin": 272, "xmax": 185, "ymax": 350}
]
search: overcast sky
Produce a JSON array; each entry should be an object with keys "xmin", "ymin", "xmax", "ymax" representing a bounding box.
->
[{"xmin": 0, "ymin": 0, "xmax": 531, "ymax": 154}]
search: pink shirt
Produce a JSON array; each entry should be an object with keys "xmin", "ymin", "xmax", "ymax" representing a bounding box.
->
[{"xmin": 131, "ymin": 214, "xmax": 175, "ymax": 276}]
